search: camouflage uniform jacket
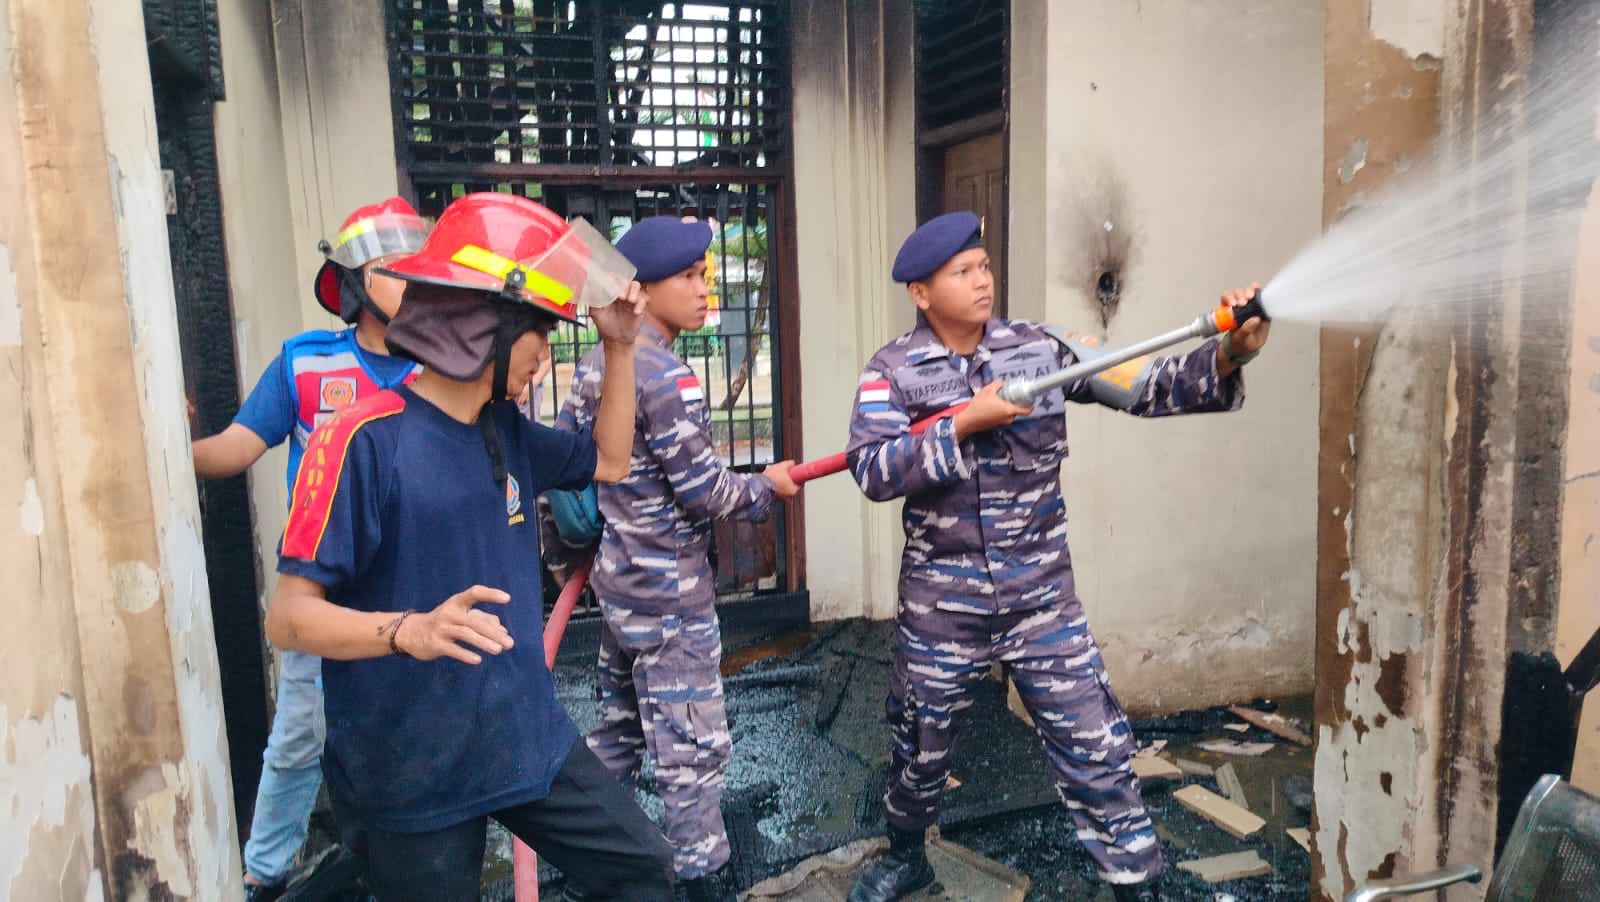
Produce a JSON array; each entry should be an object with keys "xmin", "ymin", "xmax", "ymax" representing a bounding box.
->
[
  {"xmin": 553, "ymin": 321, "xmax": 776, "ymax": 614},
  {"xmin": 846, "ymin": 316, "xmax": 1242, "ymax": 616}
]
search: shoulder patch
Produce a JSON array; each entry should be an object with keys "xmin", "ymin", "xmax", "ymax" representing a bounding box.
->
[
  {"xmin": 635, "ymin": 341, "xmax": 682, "ymax": 372},
  {"xmin": 281, "ymin": 390, "xmax": 405, "ymax": 561},
  {"xmin": 282, "ymin": 327, "xmax": 353, "ymax": 355}
]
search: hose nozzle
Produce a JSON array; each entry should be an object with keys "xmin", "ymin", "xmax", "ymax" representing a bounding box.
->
[{"xmin": 1207, "ymin": 291, "xmax": 1270, "ymax": 334}]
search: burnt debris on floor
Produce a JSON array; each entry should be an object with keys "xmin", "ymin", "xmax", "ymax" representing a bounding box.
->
[{"xmin": 481, "ymin": 617, "xmax": 1317, "ymax": 902}]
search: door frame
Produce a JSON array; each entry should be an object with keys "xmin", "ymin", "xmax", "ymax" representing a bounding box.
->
[{"xmin": 913, "ymin": 1, "xmax": 1011, "ymax": 312}]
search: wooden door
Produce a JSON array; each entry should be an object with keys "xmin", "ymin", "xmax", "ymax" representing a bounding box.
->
[{"xmin": 941, "ymin": 130, "xmax": 1007, "ymax": 314}]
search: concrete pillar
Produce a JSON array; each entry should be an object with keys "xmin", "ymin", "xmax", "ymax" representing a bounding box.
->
[
  {"xmin": 791, "ymin": 0, "xmax": 919, "ymax": 621},
  {"xmin": 1006, "ymin": 0, "xmax": 1049, "ymax": 325},
  {"xmin": 1, "ymin": 0, "xmax": 239, "ymax": 897},
  {"xmin": 1313, "ymin": 0, "xmax": 1568, "ymax": 897},
  {"xmin": 214, "ymin": 0, "xmax": 316, "ymax": 608}
]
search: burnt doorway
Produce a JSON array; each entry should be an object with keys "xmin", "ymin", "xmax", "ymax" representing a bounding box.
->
[
  {"xmin": 145, "ymin": 0, "xmax": 269, "ymax": 834},
  {"xmin": 388, "ymin": 0, "xmax": 804, "ymax": 621},
  {"xmin": 915, "ymin": 0, "xmax": 1009, "ymax": 313}
]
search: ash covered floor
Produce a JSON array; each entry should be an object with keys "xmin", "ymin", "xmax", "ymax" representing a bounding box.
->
[{"xmin": 495, "ymin": 617, "xmax": 1315, "ymax": 901}]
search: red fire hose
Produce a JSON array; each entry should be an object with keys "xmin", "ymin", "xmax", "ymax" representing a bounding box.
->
[
  {"xmin": 512, "ymin": 569, "xmax": 590, "ymax": 901},
  {"xmin": 788, "ymin": 402, "xmax": 969, "ymax": 483}
]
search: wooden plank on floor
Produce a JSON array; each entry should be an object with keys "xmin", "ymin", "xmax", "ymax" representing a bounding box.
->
[
  {"xmin": 1177, "ymin": 851, "xmax": 1272, "ymax": 883},
  {"xmin": 743, "ymin": 836, "xmax": 1030, "ymax": 901},
  {"xmin": 1135, "ymin": 739, "xmax": 1169, "ymax": 758},
  {"xmin": 1175, "ymin": 758, "xmax": 1215, "ymax": 777},
  {"xmin": 1131, "ymin": 756, "xmax": 1183, "ymax": 782},
  {"xmin": 1214, "ymin": 762, "xmax": 1249, "ymax": 808},
  {"xmin": 928, "ymin": 838, "xmax": 1030, "ymax": 901},
  {"xmin": 1287, "ymin": 828, "xmax": 1312, "ymax": 852},
  {"xmin": 1197, "ymin": 740, "xmax": 1276, "ymax": 757},
  {"xmin": 1227, "ymin": 705, "xmax": 1314, "ymax": 747},
  {"xmin": 1172, "ymin": 785, "xmax": 1266, "ymax": 839}
]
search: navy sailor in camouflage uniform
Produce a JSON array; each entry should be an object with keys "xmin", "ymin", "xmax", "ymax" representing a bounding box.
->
[
  {"xmin": 844, "ymin": 211, "xmax": 1271, "ymax": 902},
  {"xmin": 549, "ymin": 216, "xmax": 801, "ymax": 902}
]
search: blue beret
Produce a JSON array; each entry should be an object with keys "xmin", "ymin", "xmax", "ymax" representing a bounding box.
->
[
  {"xmin": 616, "ymin": 216, "xmax": 714, "ymax": 282},
  {"xmin": 891, "ymin": 211, "xmax": 983, "ymax": 283}
]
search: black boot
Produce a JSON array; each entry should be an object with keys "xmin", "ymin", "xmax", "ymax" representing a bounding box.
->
[
  {"xmin": 678, "ymin": 864, "xmax": 738, "ymax": 902},
  {"xmin": 848, "ymin": 828, "xmax": 936, "ymax": 902},
  {"xmin": 1111, "ymin": 881, "xmax": 1162, "ymax": 902},
  {"xmin": 242, "ymin": 881, "xmax": 285, "ymax": 902}
]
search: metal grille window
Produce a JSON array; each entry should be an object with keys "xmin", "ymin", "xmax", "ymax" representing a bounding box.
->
[
  {"xmin": 915, "ymin": 0, "xmax": 1007, "ymax": 133},
  {"xmin": 388, "ymin": 1, "xmax": 794, "ymax": 618},
  {"xmin": 392, "ymin": 0, "xmax": 785, "ymax": 189}
]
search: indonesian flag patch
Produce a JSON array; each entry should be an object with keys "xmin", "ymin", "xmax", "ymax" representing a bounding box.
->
[
  {"xmin": 677, "ymin": 375, "xmax": 704, "ymax": 403},
  {"xmin": 858, "ymin": 379, "xmax": 892, "ymax": 412}
]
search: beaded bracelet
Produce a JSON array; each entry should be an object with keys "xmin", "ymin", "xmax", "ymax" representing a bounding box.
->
[{"xmin": 386, "ymin": 610, "xmax": 416, "ymax": 657}]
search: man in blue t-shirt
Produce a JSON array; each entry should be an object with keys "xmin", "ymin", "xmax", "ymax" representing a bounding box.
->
[
  {"xmin": 267, "ymin": 193, "xmax": 673, "ymax": 900},
  {"xmin": 191, "ymin": 197, "xmax": 429, "ymax": 900}
]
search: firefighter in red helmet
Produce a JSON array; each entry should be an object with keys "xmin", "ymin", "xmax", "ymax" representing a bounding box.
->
[
  {"xmin": 191, "ymin": 197, "xmax": 428, "ymax": 900},
  {"xmin": 267, "ymin": 192, "xmax": 674, "ymax": 901}
]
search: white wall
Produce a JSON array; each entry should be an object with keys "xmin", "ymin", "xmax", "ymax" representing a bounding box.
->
[{"xmin": 1020, "ymin": 0, "xmax": 1325, "ymax": 710}]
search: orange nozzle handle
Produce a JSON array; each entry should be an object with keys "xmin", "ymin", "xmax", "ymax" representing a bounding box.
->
[{"xmin": 1210, "ymin": 292, "xmax": 1269, "ymax": 333}]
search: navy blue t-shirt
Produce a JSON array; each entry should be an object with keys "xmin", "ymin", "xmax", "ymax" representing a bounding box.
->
[{"xmin": 278, "ymin": 385, "xmax": 594, "ymax": 832}]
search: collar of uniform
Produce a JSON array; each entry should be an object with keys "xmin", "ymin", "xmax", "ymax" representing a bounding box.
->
[
  {"xmin": 638, "ymin": 319, "xmax": 676, "ymax": 352},
  {"xmin": 904, "ymin": 316, "xmax": 1028, "ymax": 366}
]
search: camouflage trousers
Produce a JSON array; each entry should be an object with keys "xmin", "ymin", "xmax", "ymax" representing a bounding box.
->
[
  {"xmin": 884, "ymin": 600, "xmax": 1164, "ymax": 885},
  {"xmin": 587, "ymin": 599, "xmax": 733, "ymax": 880}
]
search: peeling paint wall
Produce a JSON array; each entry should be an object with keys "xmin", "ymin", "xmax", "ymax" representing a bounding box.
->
[
  {"xmin": 3, "ymin": 0, "xmax": 240, "ymax": 896},
  {"xmin": 1313, "ymin": 0, "xmax": 1562, "ymax": 898},
  {"xmin": 0, "ymin": 4, "xmax": 101, "ymax": 894},
  {"xmin": 92, "ymin": 0, "xmax": 242, "ymax": 889},
  {"xmin": 1313, "ymin": 0, "xmax": 1448, "ymax": 892},
  {"xmin": 1369, "ymin": 0, "xmax": 1447, "ymax": 59},
  {"xmin": 1008, "ymin": 0, "xmax": 1325, "ymax": 712},
  {"xmin": 791, "ymin": 0, "xmax": 918, "ymax": 622}
]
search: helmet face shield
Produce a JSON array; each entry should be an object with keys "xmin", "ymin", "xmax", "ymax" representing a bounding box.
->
[
  {"xmin": 326, "ymin": 212, "xmax": 432, "ymax": 270},
  {"xmin": 378, "ymin": 195, "xmax": 637, "ymax": 326},
  {"xmin": 514, "ymin": 218, "xmax": 637, "ymax": 312}
]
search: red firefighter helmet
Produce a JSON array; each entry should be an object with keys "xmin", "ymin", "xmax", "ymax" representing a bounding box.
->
[
  {"xmin": 377, "ymin": 193, "xmax": 633, "ymax": 325},
  {"xmin": 314, "ymin": 197, "xmax": 431, "ymax": 321}
]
